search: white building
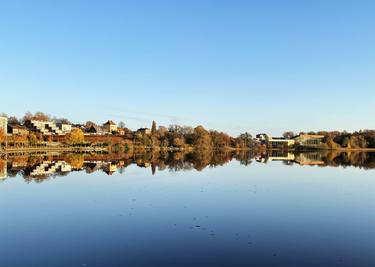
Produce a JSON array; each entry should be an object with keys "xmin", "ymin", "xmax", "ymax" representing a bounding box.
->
[{"xmin": 25, "ymin": 120, "xmax": 72, "ymax": 135}]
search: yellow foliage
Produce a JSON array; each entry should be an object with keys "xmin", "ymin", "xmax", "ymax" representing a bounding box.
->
[
  {"xmin": 65, "ymin": 129, "xmax": 84, "ymax": 145},
  {"xmin": 28, "ymin": 133, "xmax": 38, "ymax": 145},
  {"xmin": 65, "ymin": 154, "xmax": 84, "ymax": 169}
]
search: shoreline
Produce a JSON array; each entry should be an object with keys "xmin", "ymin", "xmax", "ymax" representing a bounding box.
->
[{"xmin": 1, "ymin": 145, "xmax": 375, "ymax": 155}]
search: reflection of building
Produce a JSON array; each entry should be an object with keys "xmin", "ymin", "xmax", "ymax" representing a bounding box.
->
[
  {"xmin": 294, "ymin": 153, "xmax": 325, "ymax": 165},
  {"xmin": 104, "ymin": 162, "xmax": 118, "ymax": 175},
  {"xmin": 30, "ymin": 161, "xmax": 72, "ymax": 176},
  {"xmin": 293, "ymin": 134, "xmax": 325, "ymax": 147},
  {"xmin": 256, "ymin": 151, "xmax": 295, "ymax": 163},
  {"xmin": 268, "ymin": 151, "xmax": 295, "ymax": 161},
  {"xmin": 0, "ymin": 159, "xmax": 7, "ymax": 179}
]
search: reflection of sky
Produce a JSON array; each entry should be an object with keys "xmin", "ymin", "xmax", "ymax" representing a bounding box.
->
[
  {"xmin": 1, "ymin": 1, "xmax": 375, "ymax": 135},
  {"xmin": 1, "ymin": 161, "xmax": 375, "ymax": 266}
]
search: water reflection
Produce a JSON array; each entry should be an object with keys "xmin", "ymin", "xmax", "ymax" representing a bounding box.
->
[{"xmin": 1, "ymin": 150, "xmax": 374, "ymax": 182}]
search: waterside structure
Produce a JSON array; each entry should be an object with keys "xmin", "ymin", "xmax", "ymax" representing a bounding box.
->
[{"xmin": 255, "ymin": 133, "xmax": 325, "ymax": 150}]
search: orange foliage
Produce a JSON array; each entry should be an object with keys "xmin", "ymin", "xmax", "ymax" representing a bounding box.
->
[{"xmin": 0, "ymin": 129, "xmax": 5, "ymax": 143}]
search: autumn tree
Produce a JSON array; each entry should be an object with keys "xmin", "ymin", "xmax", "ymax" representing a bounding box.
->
[
  {"xmin": 28, "ymin": 132, "xmax": 38, "ymax": 145},
  {"xmin": 283, "ymin": 131, "xmax": 295, "ymax": 139},
  {"xmin": 65, "ymin": 129, "xmax": 84, "ymax": 145},
  {"xmin": 85, "ymin": 121, "xmax": 97, "ymax": 128},
  {"xmin": 172, "ymin": 137, "xmax": 185, "ymax": 147},
  {"xmin": 54, "ymin": 117, "xmax": 71, "ymax": 124},
  {"xmin": 66, "ymin": 154, "xmax": 84, "ymax": 169},
  {"xmin": 157, "ymin": 126, "xmax": 168, "ymax": 137},
  {"xmin": 210, "ymin": 131, "xmax": 231, "ymax": 149},
  {"xmin": 22, "ymin": 112, "xmax": 50, "ymax": 123},
  {"xmin": 134, "ymin": 132, "xmax": 152, "ymax": 147},
  {"xmin": 8, "ymin": 116, "xmax": 20, "ymax": 125},
  {"xmin": 235, "ymin": 132, "xmax": 253, "ymax": 148},
  {"xmin": 193, "ymin": 126, "xmax": 213, "ymax": 149},
  {"xmin": 118, "ymin": 121, "xmax": 126, "ymax": 128}
]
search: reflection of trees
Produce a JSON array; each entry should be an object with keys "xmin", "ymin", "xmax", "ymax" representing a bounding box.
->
[
  {"xmin": 65, "ymin": 154, "xmax": 84, "ymax": 169},
  {"xmin": 233, "ymin": 150, "xmax": 253, "ymax": 166},
  {"xmin": 4, "ymin": 151, "xmax": 375, "ymax": 183},
  {"xmin": 322, "ymin": 151, "xmax": 375, "ymax": 170}
]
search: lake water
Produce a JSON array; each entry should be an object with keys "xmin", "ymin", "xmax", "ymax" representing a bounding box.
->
[{"xmin": 1, "ymin": 151, "xmax": 375, "ymax": 267}]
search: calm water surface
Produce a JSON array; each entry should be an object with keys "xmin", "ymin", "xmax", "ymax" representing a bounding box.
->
[{"xmin": 1, "ymin": 152, "xmax": 375, "ymax": 267}]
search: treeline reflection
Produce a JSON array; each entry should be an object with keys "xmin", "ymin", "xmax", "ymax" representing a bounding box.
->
[{"xmin": 1, "ymin": 150, "xmax": 374, "ymax": 183}]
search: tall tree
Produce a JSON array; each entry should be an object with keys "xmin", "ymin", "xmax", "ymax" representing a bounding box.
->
[
  {"xmin": 8, "ymin": 116, "xmax": 20, "ymax": 125},
  {"xmin": 151, "ymin": 121, "xmax": 157, "ymax": 135},
  {"xmin": 193, "ymin": 126, "xmax": 213, "ymax": 149},
  {"xmin": 283, "ymin": 131, "xmax": 295, "ymax": 139},
  {"xmin": 118, "ymin": 121, "xmax": 126, "ymax": 128}
]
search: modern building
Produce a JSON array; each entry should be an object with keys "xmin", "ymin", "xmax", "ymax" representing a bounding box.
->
[
  {"xmin": 136, "ymin": 128, "xmax": 152, "ymax": 136},
  {"xmin": 103, "ymin": 120, "xmax": 117, "ymax": 134},
  {"xmin": 117, "ymin": 128, "xmax": 126, "ymax": 136},
  {"xmin": 8, "ymin": 125, "xmax": 29, "ymax": 136},
  {"xmin": 24, "ymin": 120, "xmax": 72, "ymax": 136},
  {"xmin": 56, "ymin": 123, "xmax": 72, "ymax": 134},
  {"xmin": 268, "ymin": 137, "xmax": 295, "ymax": 148},
  {"xmin": 256, "ymin": 134, "xmax": 295, "ymax": 148},
  {"xmin": 293, "ymin": 134, "xmax": 325, "ymax": 147},
  {"xmin": 86, "ymin": 125, "xmax": 105, "ymax": 135}
]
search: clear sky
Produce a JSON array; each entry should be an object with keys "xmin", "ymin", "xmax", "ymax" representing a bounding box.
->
[{"xmin": 0, "ymin": 0, "xmax": 374, "ymax": 135}]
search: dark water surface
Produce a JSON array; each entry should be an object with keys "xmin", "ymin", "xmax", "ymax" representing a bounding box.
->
[{"xmin": 1, "ymin": 151, "xmax": 375, "ymax": 267}]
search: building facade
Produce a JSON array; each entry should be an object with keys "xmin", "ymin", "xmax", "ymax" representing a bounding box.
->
[
  {"xmin": 8, "ymin": 125, "xmax": 29, "ymax": 136},
  {"xmin": 136, "ymin": 128, "xmax": 152, "ymax": 136},
  {"xmin": 256, "ymin": 134, "xmax": 295, "ymax": 148},
  {"xmin": 24, "ymin": 120, "xmax": 72, "ymax": 136},
  {"xmin": 293, "ymin": 134, "xmax": 325, "ymax": 147},
  {"xmin": 103, "ymin": 120, "xmax": 117, "ymax": 133}
]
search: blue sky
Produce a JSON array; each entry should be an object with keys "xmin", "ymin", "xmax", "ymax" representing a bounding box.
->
[{"xmin": 0, "ymin": 0, "xmax": 374, "ymax": 135}]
